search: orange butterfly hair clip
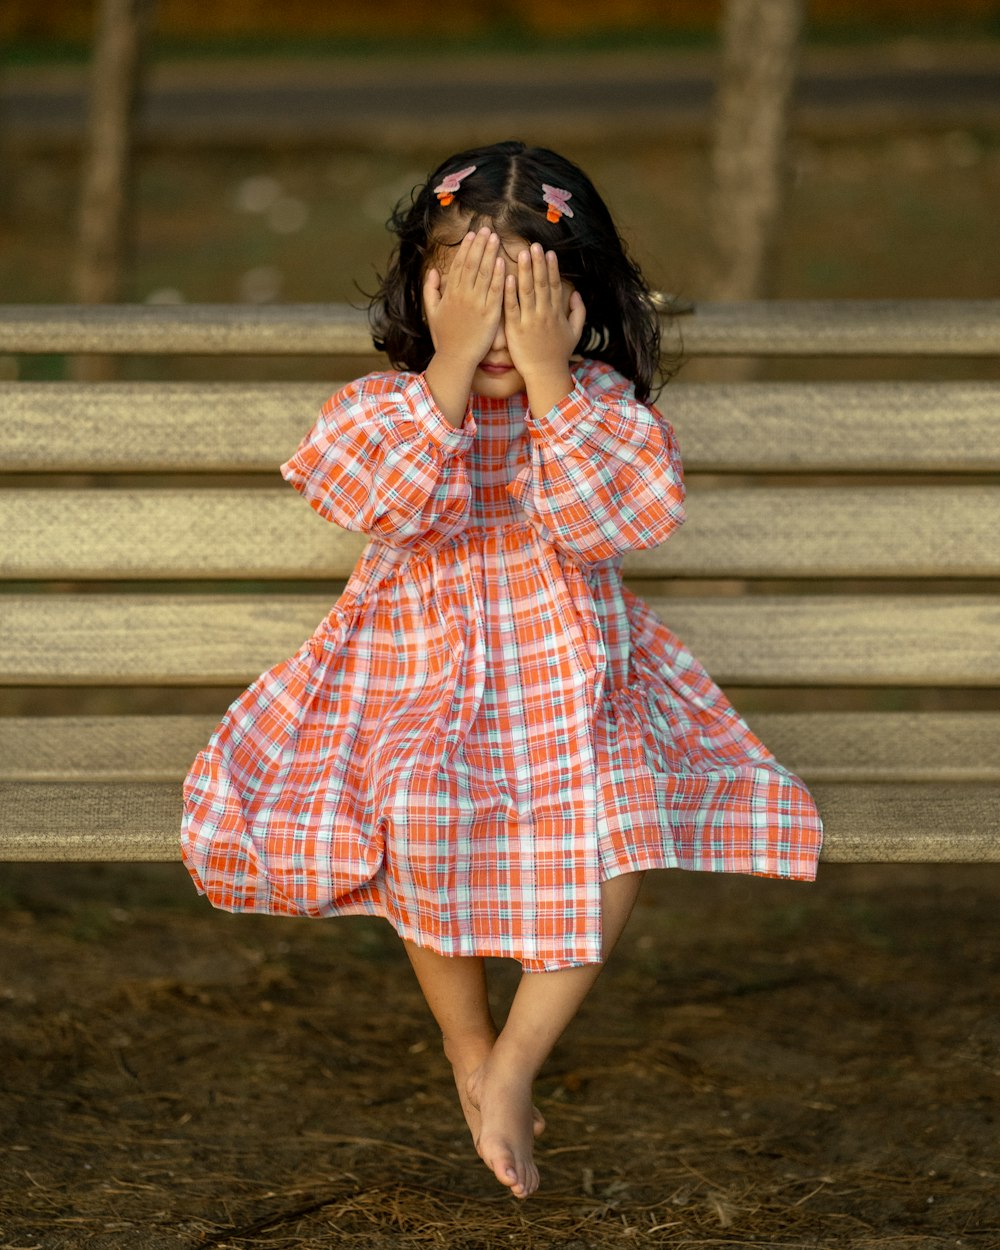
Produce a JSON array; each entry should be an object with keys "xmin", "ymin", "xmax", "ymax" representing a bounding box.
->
[{"xmin": 433, "ymin": 165, "xmax": 477, "ymax": 207}]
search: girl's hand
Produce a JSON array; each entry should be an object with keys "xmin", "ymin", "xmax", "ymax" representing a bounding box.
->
[
  {"xmin": 423, "ymin": 227, "xmax": 506, "ymax": 370},
  {"xmin": 503, "ymin": 243, "xmax": 587, "ymax": 396}
]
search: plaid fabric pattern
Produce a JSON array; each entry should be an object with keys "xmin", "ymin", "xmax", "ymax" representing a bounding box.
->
[{"xmin": 181, "ymin": 358, "xmax": 824, "ymax": 971}]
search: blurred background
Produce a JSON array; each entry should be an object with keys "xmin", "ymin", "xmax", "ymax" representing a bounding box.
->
[{"xmin": 2, "ymin": 0, "xmax": 999, "ymax": 385}]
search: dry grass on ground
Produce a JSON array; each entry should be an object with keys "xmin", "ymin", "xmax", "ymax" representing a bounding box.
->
[{"xmin": 2, "ymin": 862, "xmax": 997, "ymax": 1249}]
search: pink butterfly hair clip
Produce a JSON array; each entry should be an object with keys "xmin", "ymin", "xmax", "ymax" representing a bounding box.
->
[
  {"xmin": 433, "ymin": 165, "xmax": 476, "ymax": 207},
  {"xmin": 542, "ymin": 184, "xmax": 573, "ymax": 223}
]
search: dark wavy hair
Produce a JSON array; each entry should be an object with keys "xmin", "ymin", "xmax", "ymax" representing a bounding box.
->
[{"xmin": 369, "ymin": 140, "xmax": 674, "ymax": 403}]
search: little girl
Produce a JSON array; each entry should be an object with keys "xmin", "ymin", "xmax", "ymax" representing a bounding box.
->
[{"xmin": 181, "ymin": 139, "xmax": 824, "ymax": 1201}]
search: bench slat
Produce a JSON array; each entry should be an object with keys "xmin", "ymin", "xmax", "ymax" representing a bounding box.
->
[
  {"xmin": 4, "ymin": 380, "xmax": 999, "ymax": 472},
  {"xmin": 2, "ymin": 593, "xmax": 997, "ymax": 686},
  {"xmin": 4, "ymin": 485, "xmax": 999, "ymax": 579},
  {"xmin": 2, "ymin": 712, "xmax": 997, "ymax": 783},
  {"xmin": 684, "ymin": 300, "xmax": 1000, "ymax": 357},
  {"xmin": 2, "ymin": 301, "xmax": 1000, "ymax": 356},
  {"xmin": 1, "ymin": 780, "xmax": 995, "ymax": 862},
  {"xmin": 746, "ymin": 712, "xmax": 1000, "ymax": 781}
]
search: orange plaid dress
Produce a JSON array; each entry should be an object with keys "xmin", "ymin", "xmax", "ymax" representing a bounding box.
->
[{"xmin": 180, "ymin": 357, "xmax": 823, "ymax": 971}]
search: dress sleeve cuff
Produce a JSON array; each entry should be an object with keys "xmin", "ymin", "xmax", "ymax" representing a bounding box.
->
[
  {"xmin": 524, "ymin": 379, "xmax": 601, "ymax": 450},
  {"xmin": 405, "ymin": 372, "xmax": 477, "ymax": 457}
]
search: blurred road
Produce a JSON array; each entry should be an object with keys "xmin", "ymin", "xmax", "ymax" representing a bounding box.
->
[{"xmin": 3, "ymin": 50, "xmax": 999, "ymax": 147}]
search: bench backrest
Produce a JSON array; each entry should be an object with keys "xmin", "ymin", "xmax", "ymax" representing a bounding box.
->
[{"xmin": 2, "ymin": 300, "xmax": 999, "ymax": 861}]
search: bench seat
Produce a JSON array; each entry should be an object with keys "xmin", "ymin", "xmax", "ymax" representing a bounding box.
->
[{"xmin": 2, "ymin": 301, "xmax": 998, "ymax": 864}]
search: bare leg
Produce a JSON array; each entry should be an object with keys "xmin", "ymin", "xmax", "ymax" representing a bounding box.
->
[
  {"xmin": 469, "ymin": 870, "xmax": 646, "ymax": 1199},
  {"xmin": 401, "ymin": 943, "xmax": 546, "ymax": 1148}
]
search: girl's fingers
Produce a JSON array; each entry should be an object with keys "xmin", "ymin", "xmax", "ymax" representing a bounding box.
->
[
  {"xmin": 517, "ymin": 248, "xmax": 534, "ymax": 306},
  {"xmin": 530, "ymin": 243, "xmax": 550, "ymax": 305},
  {"xmin": 503, "ymin": 272, "xmax": 519, "ymax": 320},
  {"xmin": 488, "ymin": 254, "xmax": 506, "ymax": 302},
  {"xmin": 455, "ymin": 229, "xmax": 499, "ymax": 301},
  {"xmin": 474, "ymin": 232, "xmax": 501, "ymax": 291},
  {"xmin": 454, "ymin": 229, "xmax": 475, "ymax": 271},
  {"xmin": 461, "ymin": 227, "xmax": 487, "ymax": 279},
  {"xmin": 451, "ymin": 228, "xmax": 476, "ymax": 282},
  {"xmin": 545, "ymin": 249, "xmax": 562, "ymax": 304},
  {"xmin": 422, "ymin": 266, "xmax": 442, "ymax": 310},
  {"xmin": 474, "ymin": 227, "xmax": 498, "ymax": 274}
]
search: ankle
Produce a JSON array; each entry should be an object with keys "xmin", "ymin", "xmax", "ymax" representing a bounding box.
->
[
  {"xmin": 483, "ymin": 1035, "xmax": 543, "ymax": 1088},
  {"xmin": 442, "ymin": 1028, "xmax": 496, "ymax": 1070}
]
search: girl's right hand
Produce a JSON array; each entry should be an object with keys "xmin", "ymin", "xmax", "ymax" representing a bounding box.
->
[{"xmin": 423, "ymin": 227, "xmax": 505, "ymax": 370}]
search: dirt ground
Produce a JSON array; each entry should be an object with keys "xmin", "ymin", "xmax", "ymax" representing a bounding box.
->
[{"xmin": 1, "ymin": 860, "xmax": 997, "ymax": 1250}]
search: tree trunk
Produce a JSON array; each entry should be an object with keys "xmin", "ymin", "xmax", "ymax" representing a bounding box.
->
[
  {"xmin": 71, "ymin": 0, "xmax": 154, "ymax": 381},
  {"xmin": 703, "ymin": 0, "xmax": 804, "ymax": 379}
]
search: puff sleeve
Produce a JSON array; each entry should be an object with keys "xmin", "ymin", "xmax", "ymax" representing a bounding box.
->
[
  {"xmin": 504, "ymin": 359, "xmax": 686, "ymax": 564},
  {"xmin": 280, "ymin": 370, "xmax": 477, "ymax": 549}
]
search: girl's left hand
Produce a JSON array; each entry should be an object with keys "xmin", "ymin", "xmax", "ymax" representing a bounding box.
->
[{"xmin": 503, "ymin": 243, "xmax": 587, "ymax": 386}]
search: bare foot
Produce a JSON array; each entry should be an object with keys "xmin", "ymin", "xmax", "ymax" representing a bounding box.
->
[
  {"xmin": 444, "ymin": 1036, "xmax": 492, "ymax": 1148},
  {"xmin": 466, "ymin": 1054, "xmax": 540, "ymax": 1199},
  {"xmin": 444, "ymin": 1037, "xmax": 545, "ymax": 1152}
]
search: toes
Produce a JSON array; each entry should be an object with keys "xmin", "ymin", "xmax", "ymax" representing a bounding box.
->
[
  {"xmin": 480, "ymin": 1139, "xmax": 527, "ymax": 1194},
  {"xmin": 531, "ymin": 1105, "xmax": 546, "ymax": 1138},
  {"xmin": 490, "ymin": 1150, "xmax": 520, "ymax": 1190},
  {"xmin": 501, "ymin": 1158, "xmax": 520, "ymax": 1187},
  {"xmin": 508, "ymin": 1162, "xmax": 539, "ymax": 1200},
  {"xmin": 483, "ymin": 1148, "xmax": 537, "ymax": 1200}
]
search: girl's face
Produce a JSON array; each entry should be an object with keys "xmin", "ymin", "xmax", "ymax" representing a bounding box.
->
[{"xmin": 428, "ymin": 229, "xmax": 576, "ymax": 401}]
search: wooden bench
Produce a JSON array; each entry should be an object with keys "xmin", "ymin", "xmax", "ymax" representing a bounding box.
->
[{"xmin": 2, "ymin": 300, "xmax": 999, "ymax": 863}]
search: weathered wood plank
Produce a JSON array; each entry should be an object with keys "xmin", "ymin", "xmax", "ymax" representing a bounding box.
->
[
  {"xmin": 812, "ymin": 785, "xmax": 1000, "ymax": 861},
  {"xmin": 0, "ymin": 716, "xmax": 217, "ymax": 781},
  {"xmin": 4, "ymin": 486, "xmax": 999, "ymax": 579},
  {"xmin": 1, "ymin": 593, "xmax": 997, "ymax": 686},
  {"xmin": 665, "ymin": 380, "xmax": 1000, "ymax": 471},
  {"xmin": 1, "ymin": 781, "xmax": 996, "ymax": 861},
  {"xmin": 0, "ymin": 303, "xmax": 374, "ymax": 356},
  {"xmin": 4, "ymin": 380, "xmax": 999, "ymax": 473},
  {"xmin": 681, "ymin": 300, "xmax": 1000, "ymax": 357},
  {"xmin": 745, "ymin": 712, "xmax": 1000, "ymax": 782},
  {"xmin": 2, "ymin": 381, "xmax": 333, "ymax": 471},
  {"xmin": 2, "ymin": 712, "xmax": 997, "ymax": 783},
  {"xmin": 2, "ymin": 300, "xmax": 999, "ymax": 357}
]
